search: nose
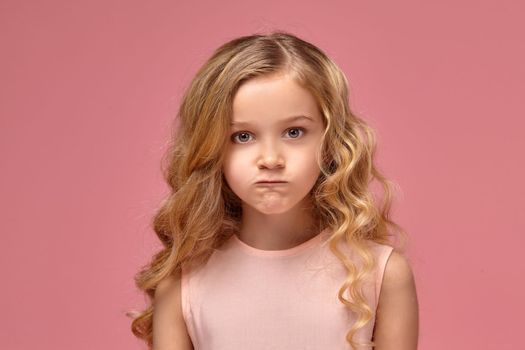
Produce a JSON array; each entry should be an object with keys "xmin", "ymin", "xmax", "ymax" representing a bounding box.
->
[{"xmin": 256, "ymin": 140, "xmax": 285, "ymax": 169}]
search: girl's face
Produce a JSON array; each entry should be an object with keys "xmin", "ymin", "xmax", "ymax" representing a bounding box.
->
[{"xmin": 222, "ymin": 73, "xmax": 325, "ymax": 215}]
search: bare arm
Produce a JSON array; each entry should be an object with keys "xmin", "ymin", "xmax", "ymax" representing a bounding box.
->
[
  {"xmin": 373, "ymin": 250, "xmax": 419, "ymax": 349},
  {"xmin": 152, "ymin": 272, "xmax": 194, "ymax": 350}
]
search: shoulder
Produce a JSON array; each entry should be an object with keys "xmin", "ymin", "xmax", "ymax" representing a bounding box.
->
[
  {"xmin": 152, "ymin": 272, "xmax": 194, "ymax": 350},
  {"xmin": 364, "ymin": 241, "xmax": 413, "ymax": 293},
  {"xmin": 373, "ymin": 249, "xmax": 419, "ymax": 349},
  {"xmin": 382, "ymin": 249, "xmax": 415, "ymax": 290},
  {"xmin": 155, "ymin": 273, "xmax": 182, "ymax": 302}
]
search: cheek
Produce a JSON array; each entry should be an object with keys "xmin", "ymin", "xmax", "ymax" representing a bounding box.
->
[
  {"xmin": 307, "ymin": 160, "xmax": 321, "ymax": 180},
  {"xmin": 290, "ymin": 151, "xmax": 321, "ymax": 181},
  {"xmin": 222, "ymin": 157, "xmax": 235, "ymax": 184},
  {"xmin": 222, "ymin": 150, "xmax": 249, "ymax": 187}
]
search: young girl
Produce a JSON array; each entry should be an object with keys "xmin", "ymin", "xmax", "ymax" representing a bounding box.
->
[{"xmin": 129, "ymin": 31, "xmax": 419, "ymax": 350}]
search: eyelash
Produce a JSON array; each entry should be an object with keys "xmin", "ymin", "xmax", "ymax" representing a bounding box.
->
[{"xmin": 231, "ymin": 127, "xmax": 306, "ymax": 144}]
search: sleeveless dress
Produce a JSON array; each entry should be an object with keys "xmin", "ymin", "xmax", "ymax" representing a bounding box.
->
[{"xmin": 181, "ymin": 227, "xmax": 394, "ymax": 350}]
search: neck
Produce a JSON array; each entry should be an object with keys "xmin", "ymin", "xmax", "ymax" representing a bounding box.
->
[{"xmin": 237, "ymin": 197, "xmax": 322, "ymax": 250}]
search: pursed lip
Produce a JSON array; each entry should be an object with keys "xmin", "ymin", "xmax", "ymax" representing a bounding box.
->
[{"xmin": 255, "ymin": 180, "xmax": 287, "ymax": 183}]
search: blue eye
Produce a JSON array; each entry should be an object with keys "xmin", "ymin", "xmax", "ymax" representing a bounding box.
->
[
  {"xmin": 231, "ymin": 132, "xmax": 253, "ymax": 143},
  {"xmin": 286, "ymin": 127, "xmax": 304, "ymax": 139},
  {"xmin": 231, "ymin": 127, "xmax": 306, "ymax": 144}
]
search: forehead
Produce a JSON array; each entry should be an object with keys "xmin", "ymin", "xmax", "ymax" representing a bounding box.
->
[
  {"xmin": 231, "ymin": 74, "xmax": 321, "ymax": 125},
  {"xmin": 231, "ymin": 114, "xmax": 315, "ymax": 126}
]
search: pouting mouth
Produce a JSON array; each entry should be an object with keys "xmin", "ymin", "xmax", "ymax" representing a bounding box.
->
[{"xmin": 256, "ymin": 181, "xmax": 287, "ymax": 183}]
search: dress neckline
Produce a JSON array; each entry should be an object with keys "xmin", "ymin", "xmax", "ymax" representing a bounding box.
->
[{"xmin": 231, "ymin": 227, "xmax": 331, "ymax": 258}]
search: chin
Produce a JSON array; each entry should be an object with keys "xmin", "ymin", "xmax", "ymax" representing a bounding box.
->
[
  {"xmin": 256, "ymin": 207, "xmax": 291, "ymax": 215},
  {"xmin": 247, "ymin": 198, "xmax": 304, "ymax": 216}
]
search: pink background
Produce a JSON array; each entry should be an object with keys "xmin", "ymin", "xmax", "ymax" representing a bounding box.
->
[{"xmin": 1, "ymin": 0, "xmax": 523, "ymax": 349}]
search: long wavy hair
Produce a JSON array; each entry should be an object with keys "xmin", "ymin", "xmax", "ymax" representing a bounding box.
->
[{"xmin": 128, "ymin": 30, "xmax": 407, "ymax": 349}]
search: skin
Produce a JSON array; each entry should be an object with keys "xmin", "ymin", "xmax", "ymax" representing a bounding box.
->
[
  {"xmin": 222, "ymin": 72, "xmax": 325, "ymax": 250},
  {"xmin": 373, "ymin": 250, "xmax": 420, "ymax": 349}
]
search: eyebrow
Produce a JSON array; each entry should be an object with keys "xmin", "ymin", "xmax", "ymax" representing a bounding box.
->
[{"xmin": 230, "ymin": 115, "xmax": 315, "ymax": 126}]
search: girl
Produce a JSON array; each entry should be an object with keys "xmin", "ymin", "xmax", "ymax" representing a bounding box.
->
[{"xmin": 129, "ymin": 31, "xmax": 419, "ymax": 349}]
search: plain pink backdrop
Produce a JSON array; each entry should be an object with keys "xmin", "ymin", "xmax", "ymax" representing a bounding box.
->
[{"xmin": 1, "ymin": 0, "xmax": 523, "ymax": 349}]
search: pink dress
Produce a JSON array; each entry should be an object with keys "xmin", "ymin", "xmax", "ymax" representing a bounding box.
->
[{"xmin": 181, "ymin": 227, "xmax": 394, "ymax": 349}]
